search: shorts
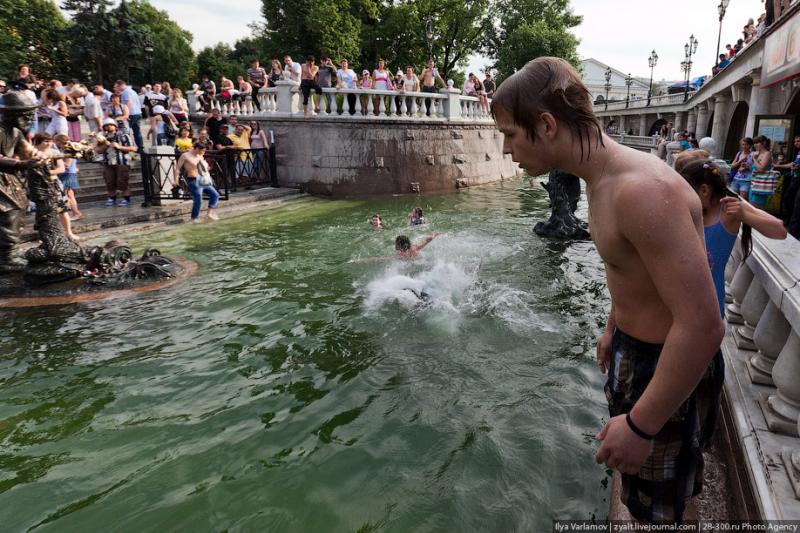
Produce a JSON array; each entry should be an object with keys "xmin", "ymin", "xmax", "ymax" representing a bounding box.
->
[
  {"xmin": 103, "ymin": 165, "xmax": 130, "ymax": 195},
  {"xmin": 58, "ymin": 172, "xmax": 80, "ymax": 191},
  {"xmin": 730, "ymin": 176, "xmax": 750, "ymax": 195},
  {"xmin": 748, "ymin": 191, "xmax": 769, "ymax": 206},
  {"xmin": 604, "ymin": 328, "xmax": 724, "ymax": 523}
]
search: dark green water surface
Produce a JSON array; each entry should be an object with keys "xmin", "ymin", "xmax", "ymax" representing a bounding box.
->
[{"xmin": 0, "ymin": 178, "xmax": 612, "ymax": 532}]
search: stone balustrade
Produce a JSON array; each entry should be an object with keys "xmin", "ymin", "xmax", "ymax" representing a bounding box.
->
[
  {"xmin": 595, "ymin": 92, "xmax": 695, "ymax": 112},
  {"xmin": 722, "ymin": 233, "xmax": 800, "ymax": 518},
  {"xmin": 189, "ymin": 81, "xmax": 493, "ymax": 124}
]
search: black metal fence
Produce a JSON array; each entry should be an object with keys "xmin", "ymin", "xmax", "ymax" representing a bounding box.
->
[{"xmin": 141, "ymin": 146, "xmax": 277, "ymax": 206}]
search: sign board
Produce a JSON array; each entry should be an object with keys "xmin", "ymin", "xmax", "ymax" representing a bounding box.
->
[{"xmin": 762, "ymin": 12, "xmax": 800, "ymax": 87}]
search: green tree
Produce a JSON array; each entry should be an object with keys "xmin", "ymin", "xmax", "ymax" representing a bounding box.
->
[
  {"xmin": 197, "ymin": 43, "xmax": 241, "ymax": 82},
  {"xmin": 61, "ymin": 0, "xmax": 115, "ymax": 83},
  {"xmin": 127, "ymin": 0, "xmax": 196, "ymax": 88},
  {"xmin": 491, "ymin": 0, "xmax": 581, "ymax": 81},
  {"xmin": 0, "ymin": 0, "xmax": 71, "ymax": 81}
]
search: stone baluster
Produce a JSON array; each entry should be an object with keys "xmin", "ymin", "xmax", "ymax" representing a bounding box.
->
[
  {"xmin": 431, "ymin": 97, "xmax": 439, "ymax": 118},
  {"xmin": 367, "ymin": 94, "xmax": 375, "ymax": 117},
  {"xmin": 748, "ymin": 301, "xmax": 791, "ymax": 385},
  {"xmin": 724, "ymin": 246, "xmax": 744, "ymax": 304},
  {"xmin": 726, "ymin": 262, "xmax": 754, "ymax": 324},
  {"xmin": 761, "ymin": 331, "xmax": 800, "ymax": 437},
  {"xmin": 400, "ymin": 96, "xmax": 408, "ymax": 117},
  {"xmin": 341, "ymin": 92, "xmax": 351, "ymax": 116},
  {"xmin": 389, "ymin": 95, "xmax": 397, "ymax": 116},
  {"xmin": 781, "ymin": 414, "xmax": 800, "ymax": 499},
  {"xmin": 330, "ymin": 92, "xmax": 339, "ymax": 115},
  {"xmin": 733, "ymin": 278, "xmax": 769, "ymax": 350},
  {"xmin": 355, "ymin": 93, "xmax": 362, "ymax": 116}
]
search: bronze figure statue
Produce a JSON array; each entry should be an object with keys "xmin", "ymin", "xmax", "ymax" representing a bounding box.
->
[{"xmin": 533, "ymin": 170, "xmax": 590, "ymax": 240}]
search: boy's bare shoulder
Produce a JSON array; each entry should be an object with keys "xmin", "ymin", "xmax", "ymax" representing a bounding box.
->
[{"xmin": 613, "ymin": 152, "xmax": 700, "ymax": 222}]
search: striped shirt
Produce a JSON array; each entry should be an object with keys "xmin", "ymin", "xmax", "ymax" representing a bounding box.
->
[
  {"xmin": 103, "ymin": 132, "xmax": 133, "ymax": 166},
  {"xmin": 247, "ymin": 67, "xmax": 267, "ymax": 87}
]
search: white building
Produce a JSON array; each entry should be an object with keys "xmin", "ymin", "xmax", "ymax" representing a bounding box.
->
[{"xmin": 581, "ymin": 58, "xmax": 651, "ymax": 104}]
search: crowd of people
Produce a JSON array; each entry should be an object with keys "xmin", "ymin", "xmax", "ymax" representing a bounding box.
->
[
  {"xmin": 193, "ymin": 56, "xmax": 496, "ymax": 117},
  {"xmin": 711, "ymin": 0, "xmax": 797, "ymax": 75}
]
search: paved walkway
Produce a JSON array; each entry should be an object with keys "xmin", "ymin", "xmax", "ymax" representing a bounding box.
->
[{"xmin": 20, "ymin": 186, "xmax": 305, "ymax": 243}]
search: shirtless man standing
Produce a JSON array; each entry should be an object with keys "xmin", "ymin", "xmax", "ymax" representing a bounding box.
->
[
  {"xmin": 173, "ymin": 142, "xmax": 220, "ymax": 222},
  {"xmin": 420, "ymin": 59, "xmax": 446, "ymax": 116},
  {"xmin": 492, "ymin": 57, "xmax": 724, "ymax": 523}
]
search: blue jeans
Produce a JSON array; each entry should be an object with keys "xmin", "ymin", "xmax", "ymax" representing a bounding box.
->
[
  {"xmin": 188, "ymin": 178, "xmax": 220, "ymax": 219},
  {"xmin": 129, "ymin": 114, "xmax": 144, "ymax": 152}
]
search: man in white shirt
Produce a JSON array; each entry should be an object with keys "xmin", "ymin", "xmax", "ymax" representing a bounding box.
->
[
  {"xmin": 114, "ymin": 79, "xmax": 144, "ymax": 152},
  {"xmin": 336, "ymin": 59, "xmax": 359, "ymax": 115},
  {"xmin": 83, "ymin": 91, "xmax": 103, "ymax": 133},
  {"xmin": 283, "ymin": 55, "xmax": 301, "ymax": 83}
]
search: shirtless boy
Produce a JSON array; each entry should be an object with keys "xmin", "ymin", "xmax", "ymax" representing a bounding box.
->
[
  {"xmin": 173, "ymin": 142, "xmax": 220, "ymax": 222},
  {"xmin": 351, "ymin": 233, "xmax": 442, "ymax": 263},
  {"xmin": 300, "ymin": 56, "xmax": 322, "ymax": 118},
  {"xmin": 420, "ymin": 59, "xmax": 446, "ymax": 116},
  {"xmin": 492, "ymin": 57, "xmax": 724, "ymax": 523}
]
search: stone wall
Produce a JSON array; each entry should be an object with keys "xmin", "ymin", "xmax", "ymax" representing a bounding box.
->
[{"xmin": 252, "ymin": 119, "xmax": 521, "ymax": 197}]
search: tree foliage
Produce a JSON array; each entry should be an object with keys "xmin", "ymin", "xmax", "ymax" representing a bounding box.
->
[
  {"xmin": 0, "ymin": 0, "xmax": 71, "ymax": 81},
  {"xmin": 490, "ymin": 0, "xmax": 581, "ymax": 80},
  {"xmin": 197, "ymin": 43, "xmax": 242, "ymax": 83}
]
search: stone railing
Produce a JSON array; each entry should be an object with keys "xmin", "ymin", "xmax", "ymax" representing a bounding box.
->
[
  {"xmin": 189, "ymin": 80, "xmax": 493, "ymax": 124},
  {"xmin": 722, "ymin": 233, "xmax": 800, "ymax": 519},
  {"xmin": 594, "ymin": 92, "xmax": 696, "ymax": 112}
]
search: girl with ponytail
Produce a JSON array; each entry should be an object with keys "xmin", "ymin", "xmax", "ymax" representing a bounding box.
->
[{"xmin": 679, "ymin": 158, "xmax": 786, "ymax": 316}]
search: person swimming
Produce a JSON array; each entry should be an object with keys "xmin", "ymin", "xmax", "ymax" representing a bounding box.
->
[
  {"xmin": 370, "ymin": 213, "xmax": 384, "ymax": 229},
  {"xmin": 407, "ymin": 207, "xmax": 427, "ymax": 226},
  {"xmin": 350, "ymin": 233, "xmax": 443, "ymax": 263}
]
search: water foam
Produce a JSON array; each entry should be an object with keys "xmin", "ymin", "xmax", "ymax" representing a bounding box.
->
[{"xmin": 358, "ymin": 233, "xmax": 559, "ymax": 337}]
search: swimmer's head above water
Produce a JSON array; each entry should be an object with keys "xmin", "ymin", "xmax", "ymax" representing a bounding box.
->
[{"xmin": 395, "ymin": 235, "xmax": 411, "ymax": 252}]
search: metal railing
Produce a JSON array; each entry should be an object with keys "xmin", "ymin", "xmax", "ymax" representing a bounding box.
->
[{"xmin": 141, "ymin": 147, "xmax": 276, "ymax": 206}]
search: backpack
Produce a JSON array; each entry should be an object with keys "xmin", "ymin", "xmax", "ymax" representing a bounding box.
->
[{"xmin": 161, "ymin": 113, "xmax": 177, "ymax": 138}]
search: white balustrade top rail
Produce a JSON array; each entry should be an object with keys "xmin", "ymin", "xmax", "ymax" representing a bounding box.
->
[
  {"xmin": 189, "ymin": 81, "xmax": 494, "ymax": 124},
  {"xmin": 607, "ymin": 133, "xmax": 659, "ymax": 146},
  {"xmin": 594, "ymin": 91, "xmax": 696, "ymax": 112}
]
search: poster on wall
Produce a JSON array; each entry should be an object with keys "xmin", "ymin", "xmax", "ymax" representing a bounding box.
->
[{"xmin": 762, "ymin": 13, "xmax": 800, "ymax": 88}]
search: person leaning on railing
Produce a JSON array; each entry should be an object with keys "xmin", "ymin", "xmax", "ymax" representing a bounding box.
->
[{"xmin": 336, "ymin": 59, "xmax": 359, "ymax": 115}]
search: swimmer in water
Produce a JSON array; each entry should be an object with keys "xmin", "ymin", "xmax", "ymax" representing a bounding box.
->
[
  {"xmin": 350, "ymin": 232, "xmax": 442, "ymax": 263},
  {"xmin": 407, "ymin": 207, "xmax": 427, "ymax": 226},
  {"xmin": 370, "ymin": 213, "xmax": 384, "ymax": 229}
]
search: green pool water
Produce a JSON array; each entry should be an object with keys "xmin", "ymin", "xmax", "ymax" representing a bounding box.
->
[{"xmin": 0, "ymin": 178, "xmax": 612, "ymax": 532}]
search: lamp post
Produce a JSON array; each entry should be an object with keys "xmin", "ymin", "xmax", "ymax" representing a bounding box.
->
[
  {"xmin": 683, "ymin": 34, "xmax": 698, "ymax": 102},
  {"xmin": 647, "ymin": 50, "xmax": 658, "ymax": 106},
  {"xmin": 143, "ymin": 36, "xmax": 154, "ymax": 84},
  {"xmin": 604, "ymin": 66, "xmax": 612, "ymax": 111},
  {"xmin": 625, "ymin": 73, "xmax": 634, "ymax": 108},
  {"xmin": 715, "ymin": 0, "xmax": 731, "ymax": 67},
  {"xmin": 425, "ymin": 15, "xmax": 434, "ymax": 59}
]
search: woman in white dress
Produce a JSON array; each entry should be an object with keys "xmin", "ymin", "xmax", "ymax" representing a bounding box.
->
[{"xmin": 45, "ymin": 89, "xmax": 69, "ymax": 136}]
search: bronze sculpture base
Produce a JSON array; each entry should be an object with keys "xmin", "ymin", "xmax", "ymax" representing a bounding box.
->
[{"xmin": 0, "ymin": 256, "xmax": 197, "ymax": 308}]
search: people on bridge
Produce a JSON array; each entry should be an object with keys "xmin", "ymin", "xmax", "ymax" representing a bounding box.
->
[{"xmin": 492, "ymin": 56, "xmax": 725, "ymax": 524}]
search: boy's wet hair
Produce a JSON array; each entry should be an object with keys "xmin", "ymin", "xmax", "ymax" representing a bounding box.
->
[
  {"xmin": 491, "ymin": 57, "xmax": 604, "ymax": 162},
  {"xmin": 395, "ymin": 235, "xmax": 411, "ymax": 251}
]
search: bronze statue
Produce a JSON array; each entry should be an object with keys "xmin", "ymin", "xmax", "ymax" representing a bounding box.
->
[
  {"xmin": 0, "ymin": 90, "xmax": 183, "ymax": 295},
  {"xmin": 533, "ymin": 170, "xmax": 590, "ymax": 240},
  {"xmin": 0, "ymin": 91, "xmax": 38, "ymax": 274}
]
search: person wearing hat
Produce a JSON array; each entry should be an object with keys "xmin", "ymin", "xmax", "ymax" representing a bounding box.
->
[
  {"xmin": 147, "ymin": 104, "xmax": 178, "ymax": 147},
  {"xmin": 94, "ymin": 118, "xmax": 136, "ymax": 206},
  {"xmin": 0, "ymin": 90, "xmax": 40, "ymax": 273}
]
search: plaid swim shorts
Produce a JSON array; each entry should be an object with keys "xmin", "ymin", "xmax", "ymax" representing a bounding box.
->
[{"xmin": 604, "ymin": 328, "xmax": 724, "ymax": 523}]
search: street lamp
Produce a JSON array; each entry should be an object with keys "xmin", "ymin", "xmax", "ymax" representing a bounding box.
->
[
  {"xmin": 625, "ymin": 73, "xmax": 634, "ymax": 108},
  {"xmin": 425, "ymin": 15, "xmax": 434, "ymax": 59},
  {"xmin": 604, "ymin": 66, "xmax": 612, "ymax": 111},
  {"xmin": 647, "ymin": 50, "xmax": 658, "ymax": 106},
  {"xmin": 143, "ymin": 36, "xmax": 154, "ymax": 84},
  {"xmin": 683, "ymin": 34, "xmax": 698, "ymax": 102},
  {"xmin": 715, "ymin": 0, "xmax": 731, "ymax": 67}
]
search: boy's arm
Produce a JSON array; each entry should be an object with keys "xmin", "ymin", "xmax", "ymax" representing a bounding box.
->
[
  {"xmin": 596, "ymin": 180, "xmax": 724, "ymax": 474},
  {"xmin": 412, "ymin": 232, "xmax": 442, "ymax": 252}
]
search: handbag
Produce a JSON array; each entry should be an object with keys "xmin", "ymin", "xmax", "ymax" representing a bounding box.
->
[
  {"xmin": 197, "ymin": 173, "xmax": 214, "ymax": 187},
  {"xmin": 750, "ymin": 171, "xmax": 779, "ymax": 195}
]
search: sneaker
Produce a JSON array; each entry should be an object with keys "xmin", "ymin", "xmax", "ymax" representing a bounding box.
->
[
  {"xmin": 118, "ymin": 199, "xmax": 130, "ymax": 206},
  {"xmin": 104, "ymin": 199, "xmax": 116, "ymax": 207}
]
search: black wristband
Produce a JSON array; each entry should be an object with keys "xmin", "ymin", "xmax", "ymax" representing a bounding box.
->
[{"xmin": 626, "ymin": 412, "xmax": 656, "ymax": 440}]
